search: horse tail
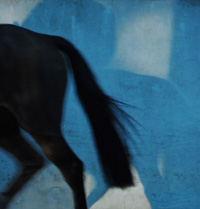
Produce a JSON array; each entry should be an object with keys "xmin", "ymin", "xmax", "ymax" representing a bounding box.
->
[{"xmin": 48, "ymin": 35, "xmax": 133, "ymax": 188}]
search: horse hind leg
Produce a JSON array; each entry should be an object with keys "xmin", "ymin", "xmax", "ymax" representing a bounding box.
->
[
  {"xmin": 31, "ymin": 134, "xmax": 87, "ymax": 209},
  {"xmin": 0, "ymin": 107, "xmax": 44, "ymax": 209}
]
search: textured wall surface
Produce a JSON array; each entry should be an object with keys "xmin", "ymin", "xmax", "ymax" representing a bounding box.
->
[{"xmin": 0, "ymin": 0, "xmax": 200, "ymax": 209}]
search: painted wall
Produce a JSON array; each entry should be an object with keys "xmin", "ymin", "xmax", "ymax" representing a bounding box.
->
[{"xmin": 0, "ymin": 0, "xmax": 200, "ymax": 208}]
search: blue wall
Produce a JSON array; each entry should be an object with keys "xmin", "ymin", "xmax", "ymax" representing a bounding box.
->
[{"xmin": 1, "ymin": 0, "xmax": 200, "ymax": 208}]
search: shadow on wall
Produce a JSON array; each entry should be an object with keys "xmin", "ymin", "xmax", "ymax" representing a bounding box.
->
[{"xmin": 0, "ymin": 0, "xmax": 200, "ymax": 209}]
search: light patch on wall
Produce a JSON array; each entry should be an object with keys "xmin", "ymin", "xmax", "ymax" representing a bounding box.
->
[
  {"xmin": 91, "ymin": 166, "xmax": 152, "ymax": 209},
  {"xmin": 109, "ymin": 2, "xmax": 174, "ymax": 80},
  {"xmin": 0, "ymin": 0, "xmax": 42, "ymax": 25},
  {"xmin": 157, "ymin": 153, "xmax": 164, "ymax": 176}
]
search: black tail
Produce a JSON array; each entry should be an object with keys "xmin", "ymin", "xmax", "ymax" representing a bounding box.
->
[{"xmin": 47, "ymin": 35, "xmax": 134, "ymax": 188}]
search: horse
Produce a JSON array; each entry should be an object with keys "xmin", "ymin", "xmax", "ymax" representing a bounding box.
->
[{"xmin": 0, "ymin": 24, "xmax": 133, "ymax": 209}]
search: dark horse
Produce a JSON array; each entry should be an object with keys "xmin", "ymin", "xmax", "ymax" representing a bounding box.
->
[{"xmin": 0, "ymin": 24, "xmax": 133, "ymax": 209}]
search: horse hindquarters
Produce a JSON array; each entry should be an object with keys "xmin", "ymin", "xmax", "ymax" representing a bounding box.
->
[{"xmin": 0, "ymin": 26, "xmax": 88, "ymax": 208}]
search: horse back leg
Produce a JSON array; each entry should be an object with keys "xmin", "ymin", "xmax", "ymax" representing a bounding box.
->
[
  {"xmin": 31, "ymin": 134, "xmax": 87, "ymax": 209},
  {"xmin": 0, "ymin": 107, "xmax": 44, "ymax": 208}
]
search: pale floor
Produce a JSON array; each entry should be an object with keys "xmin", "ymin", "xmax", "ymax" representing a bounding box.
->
[{"xmin": 8, "ymin": 165, "xmax": 151, "ymax": 209}]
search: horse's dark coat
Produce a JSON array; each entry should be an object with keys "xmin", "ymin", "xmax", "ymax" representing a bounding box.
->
[{"xmin": 0, "ymin": 24, "xmax": 133, "ymax": 209}]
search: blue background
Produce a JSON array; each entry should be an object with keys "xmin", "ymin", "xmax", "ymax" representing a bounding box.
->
[{"xmin": 1, "ymin": 0, "xmax": 200, "ymax": 208}]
